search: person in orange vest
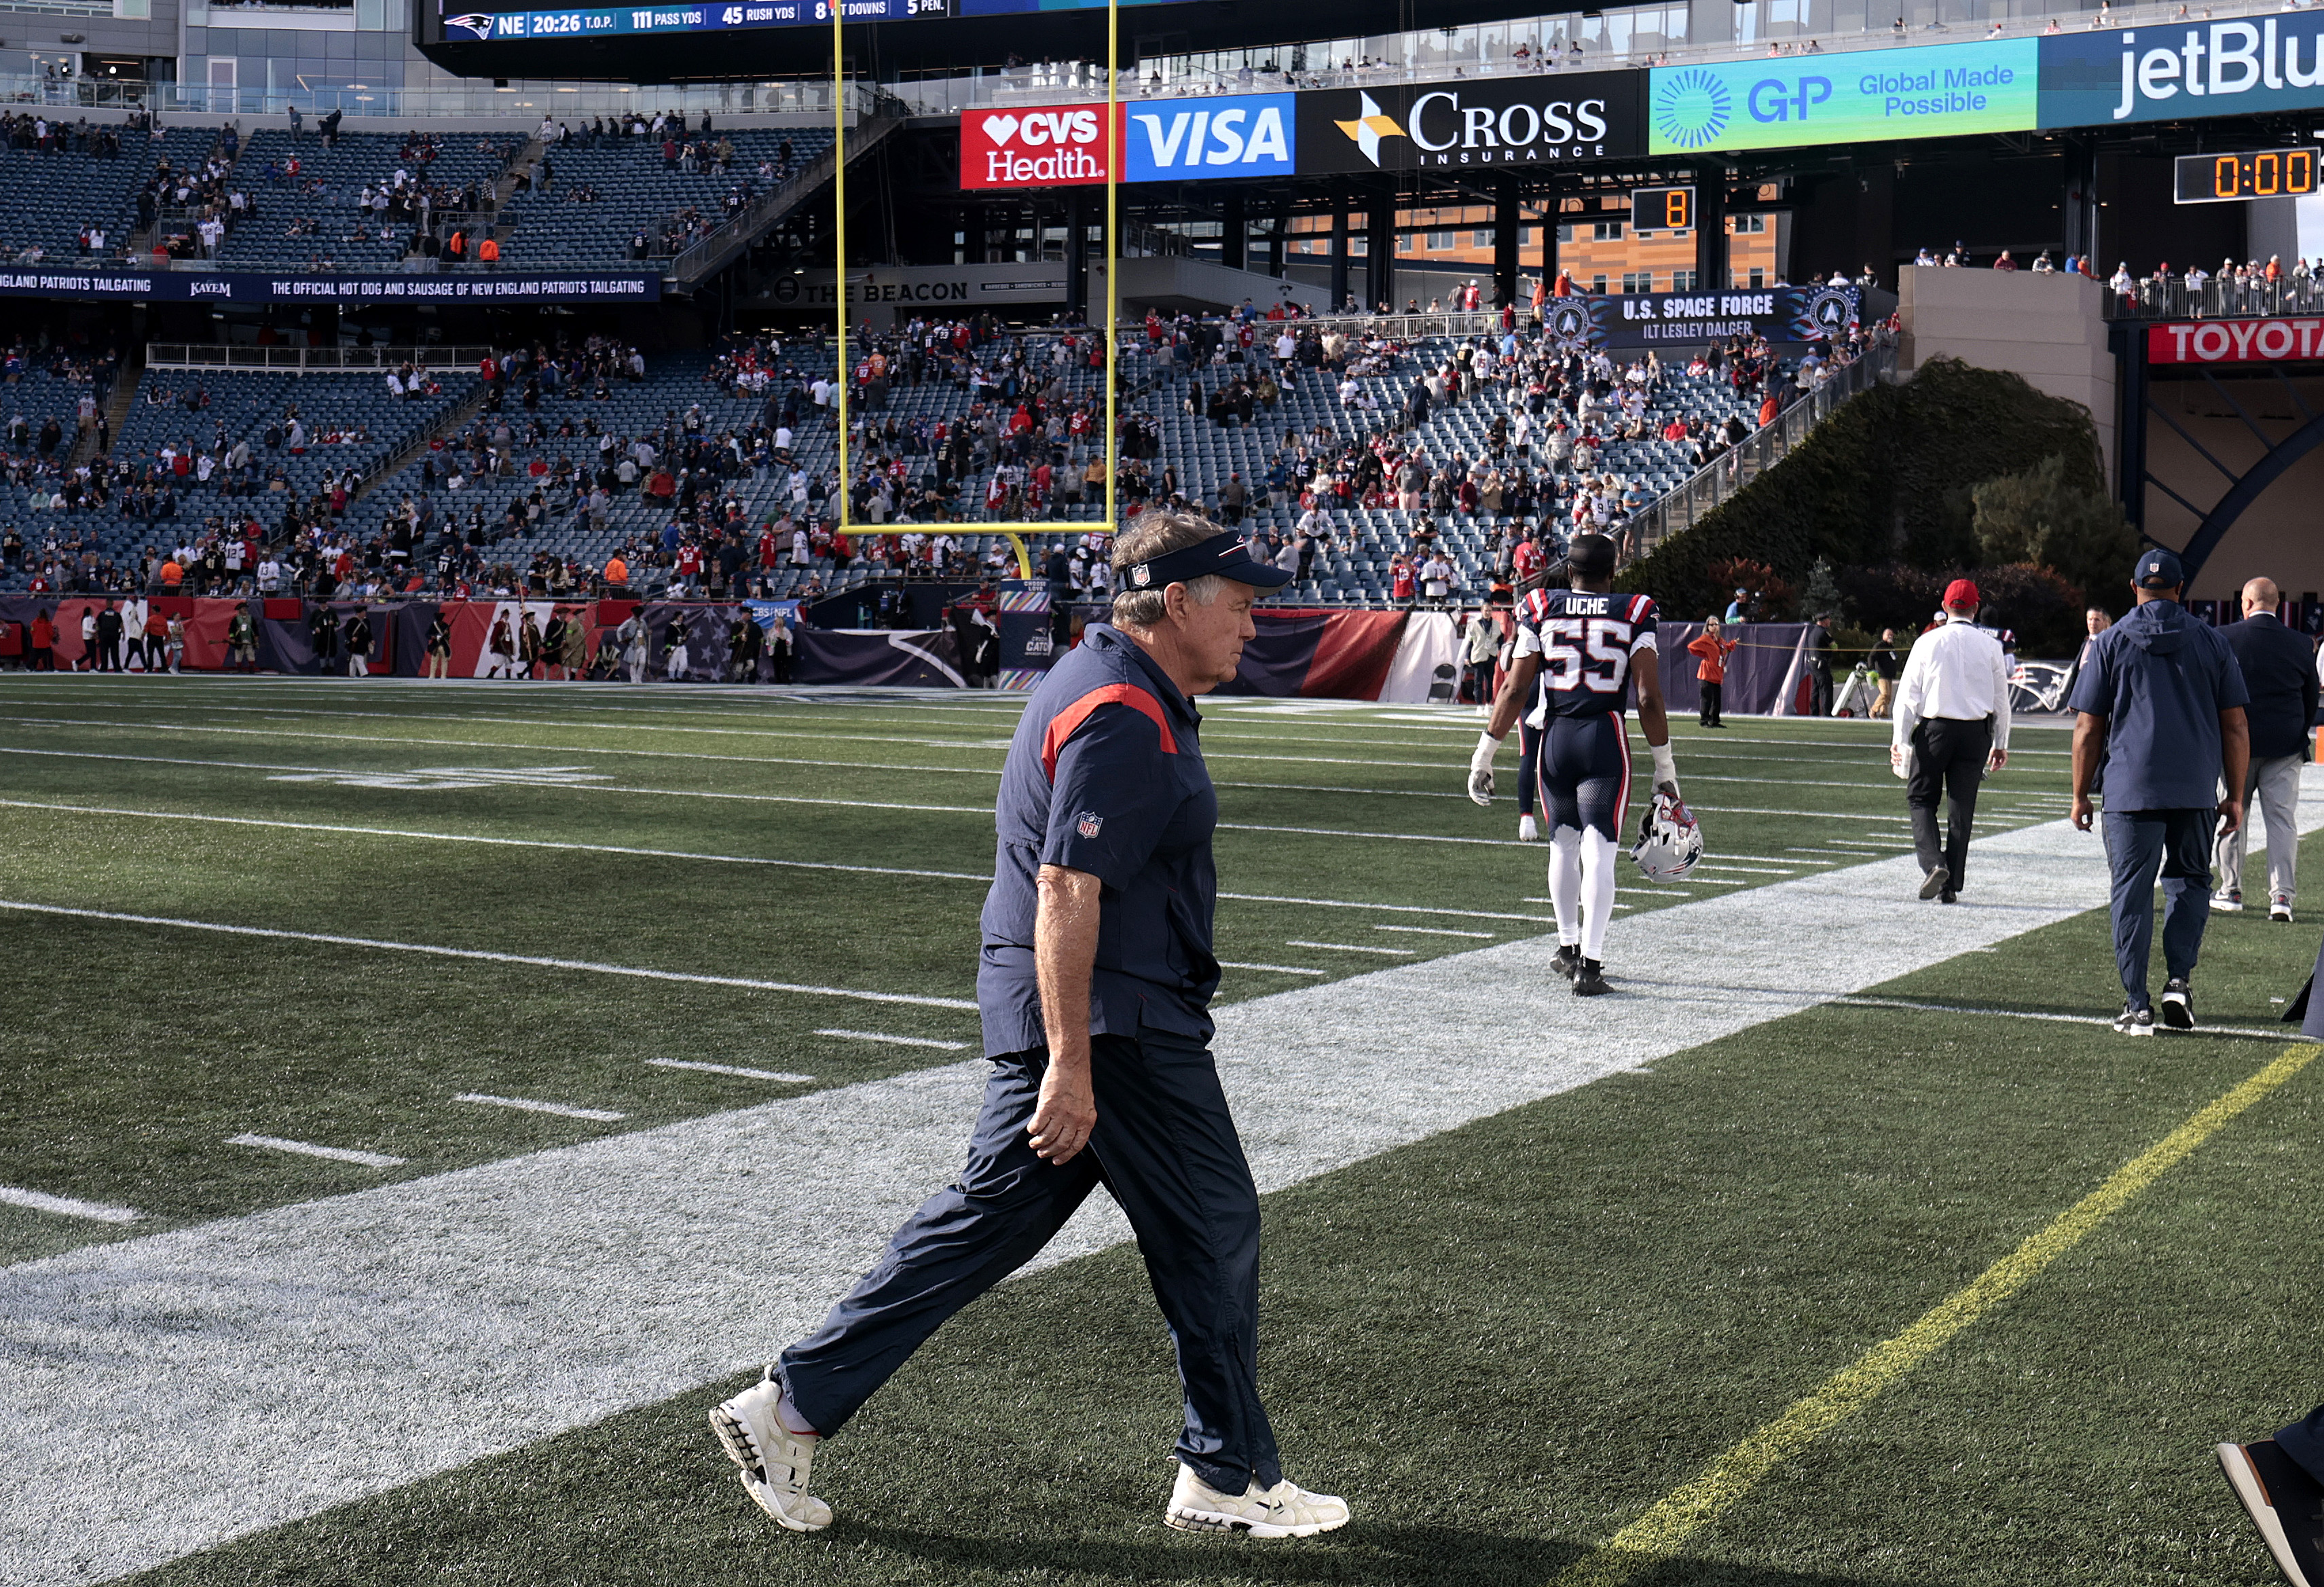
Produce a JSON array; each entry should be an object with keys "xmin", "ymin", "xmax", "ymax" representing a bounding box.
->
[
  {"xmin": 604, "ymin": 553, "xmax": 629, "ymax": 594},
  {"xmin": 446, "ymin": 227, "xmax": 466, "ymax": 263},
  {"xmin": 1687, "ymin": 616, "xmax": 1739, "ymax": 728},
  {"xmin": 477, "ymin": 236, "xmax": 500, "ymax": 267}
]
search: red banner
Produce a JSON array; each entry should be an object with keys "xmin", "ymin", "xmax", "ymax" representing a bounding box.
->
[
  {"xmin": 2148, "ymin": 318, "xmax": 2324, "ymax": 365},
  {"xmin": 957, "ymin": 104, "xmax": 1119, "ymax": 190}
]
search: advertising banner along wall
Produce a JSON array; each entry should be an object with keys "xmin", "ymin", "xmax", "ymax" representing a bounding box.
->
[{"xmin": 1648, "ymin": 39, "xmax": 2039, "ymax": 154}]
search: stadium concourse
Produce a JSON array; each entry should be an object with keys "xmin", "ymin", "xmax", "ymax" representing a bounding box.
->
[{"xmin": 0, "ymin": 678, "xmax": 2320, "ymax": 1587}]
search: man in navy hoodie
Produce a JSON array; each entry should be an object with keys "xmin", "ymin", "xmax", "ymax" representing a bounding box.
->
[{"xmin": 2067, "ymin": 548, "xmax": 2251, "ymax": 1034}]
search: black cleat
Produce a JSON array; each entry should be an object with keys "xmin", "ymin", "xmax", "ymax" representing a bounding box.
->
[
  {"xmin": 1551, "ymin": 944, "xmax": 1581, "ymax": 983},
  {"xmin": 2217, "ymin": 1440, "xmax": 2324, "ymax": 1587},
  {"xmin": 1572, "ymin": 958, "xmax": 1610, "ymax": 996},
  {"xmin": 2161, "ymin": 977, "xmax": 2196, "ymax": 1030}
]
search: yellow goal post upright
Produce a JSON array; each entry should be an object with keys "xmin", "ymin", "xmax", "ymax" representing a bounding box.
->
[{"xmin": 830, "ymin": 0, "xmax": 1120, "ymax": 581}]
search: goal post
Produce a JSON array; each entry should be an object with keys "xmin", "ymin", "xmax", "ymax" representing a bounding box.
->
[{"xmin": 831, "ymin": 0, "xmax": 1120, "ymax": 579}]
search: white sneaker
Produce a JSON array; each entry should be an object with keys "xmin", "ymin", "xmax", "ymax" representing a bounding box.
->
[
  {"xmin": 710, "ymin": 1372, "xmax": 832, "ymax": 1532},
  {"xmin": 2273, "ymin": 893, "xmax": 2295, "ymax": 924},
  {"xmin": 2213, "ymin": 888, "xmax": 2245, "ymax": 912},
  {"xmin": 1517, "ymin": 814, "xmax": 1541, "ymax": 842},
  {"xmin": 1164, "ymin": 1463, "xmax": 1350, "ymax": 1538}
]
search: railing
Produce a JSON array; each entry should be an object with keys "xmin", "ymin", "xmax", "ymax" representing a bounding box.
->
[
  {"xmin": 882, "ymin": 0, "xmax": 2306, "ymax": 111},
  {"xmin": 145, "ymin": 343, "xmax": 496, "ymax": 371},
  {"xmin": 0, "ymin": 75, "xmax": 861, "ymax": 120},
  {"xmin": 1622, "ymin": 342, "xmax": 1896, "ymax": 566},
  {"xmin": 2101, "ymin": 276, "xmax": 2324, "ymax": 321},
  {"xmin": 665, "ymin": 93, "xmax": 899, "ymax": 286}
]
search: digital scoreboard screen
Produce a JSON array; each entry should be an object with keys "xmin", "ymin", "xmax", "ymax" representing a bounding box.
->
[
  {"xmin": 437, "ymin": 0, "xmax": 1171, "ymax": 43},
  {"xmin": 2173, "ymin": 148, "xmax": 2320, "ymax": 204}
]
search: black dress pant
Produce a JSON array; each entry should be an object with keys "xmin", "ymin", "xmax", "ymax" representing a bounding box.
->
[
  {"xmin": 1699, "ymin": 680, "xmax": 1722, "ymax": 727},
  {"xmin": 1908, "ymin": 716, "xmax": 1991, "ymax": 892},
  {"xmin": 1808, "ymin": 665, "xmax": 1833, "ymax": 718}
]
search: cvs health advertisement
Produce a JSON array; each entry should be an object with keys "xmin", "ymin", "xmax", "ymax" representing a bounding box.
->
[
  {"xmin": 958, "ymin": 103, "xmax": 1118, "ymax": 189},
  {"xmin": 958, "ymin": 92, "xmax": 1295, "ymax": 189}
]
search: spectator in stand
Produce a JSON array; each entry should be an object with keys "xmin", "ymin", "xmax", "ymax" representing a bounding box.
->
[{"xmin": 1688, "ymin": 617, "xmax": 1738, "ymax": 727}]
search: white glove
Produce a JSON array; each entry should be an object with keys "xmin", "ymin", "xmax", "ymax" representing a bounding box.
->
[
  {"xmin": 1468, "ymin": 731, "xmax": 1499, "ymax": 806},
  {"xmin": 1651, "ymin": 742, "xmax": 1680, "ymax": 799}
]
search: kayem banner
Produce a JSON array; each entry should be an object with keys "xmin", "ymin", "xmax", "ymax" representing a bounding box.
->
[
  {"xmin": 1648, "ymin": 39, "xmax": 2037, "ymax": 153},
  {"xmin": 1293, "ymin": 72, "xmax": 1640, "ymax": 172},
  {"xmin": 0, "ymin": 270, "xmax": 660, "ymax": 303},
  {"xmin": 1544, "ymin": 283, "xmax": 1859, "ymax": 347},
  {"xmin": 2039, "ymin": 17, "xmax": 2324, "ymax": 128},
  {"xmin": 957, "ymin": 103, "xmax": 1117, "ymax": 189},
  {"xmin": 2148, "ymin": 317, "xmax": 2324, "ymax": 364}
]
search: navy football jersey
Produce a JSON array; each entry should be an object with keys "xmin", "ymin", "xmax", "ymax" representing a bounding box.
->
[{"xmin": 1515, "ymin": 587, "xmax": 1659, "ymax": 722}]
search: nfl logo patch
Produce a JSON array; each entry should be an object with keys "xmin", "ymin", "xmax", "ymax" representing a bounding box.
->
[
  {"xmin": 1131, "ymin": 565, "xmax": 1151, "ymax": 587},
  {"xmin": 1076, "ymin": 811, "xmax": 1103, "ymax": 839}
]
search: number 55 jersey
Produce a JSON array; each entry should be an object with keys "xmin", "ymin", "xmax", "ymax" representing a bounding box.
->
[
  {"xmin": 1513, "ymin": 587, "xmax": 1659, "ymax": 841},
  {"xmin": 1514, "ymin": 587, "xmax": 1660, "ymax": 723}
]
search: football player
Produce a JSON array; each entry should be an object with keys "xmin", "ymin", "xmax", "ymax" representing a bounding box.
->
[{"xmin": 1465, "ymin": 532, "xmax": 1680, "ymax": 996}]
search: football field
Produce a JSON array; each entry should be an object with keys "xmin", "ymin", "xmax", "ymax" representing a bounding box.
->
[{"xmin": 1, "ymin": 677, "xmax": 2320, "ymax": 1587}]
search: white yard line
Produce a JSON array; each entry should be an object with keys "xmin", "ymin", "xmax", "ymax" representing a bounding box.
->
[
  {"xmin": 0, "ymin": 784, "xmax": 2270, "ymax": 1587},
  {"xmin": 1285, "ymin": 940, "xmax": 1419, "ymax": 956},
  {"xmin": 452, "ymin": 1095, "xmax": 626, "ymax": 1123},
  {"xmin": 646, "ymin": 1060, "xmax": 816, "ymax": 1083},
  {"xmin": 225, "ymin": 1135, "xmax": 407, "ymax": 1170},
  {"xmin": 811, "ymin": 1030, "xmax": 971, "ymax": 1052},
  {"xmin": 0, "ymin": 800, "xmax": 995, "ymax": 882},
  {"xmin": 1834, "ymin": 994, "xmax": 2298, "ymax": 1042},
  {"xmin": 0, "ymin": 902, "xmax": 980, "ymax": 1010},
  {"xmin": 1215, "ymin": 960, "xmax": 1329, "ymax": 975},
  {"xmin": 0, "ymin": 1186, "xmax": 143, "ymax": 1224},
  {"xmin": 1373, "ymin": 924, "xmax": 1496, "ymax": 938}
]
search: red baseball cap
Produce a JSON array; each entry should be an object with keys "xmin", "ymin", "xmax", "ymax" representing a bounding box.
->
[{"xmin": 1942, "ymin": 578, "xmax": 1980, "ymax": 608}]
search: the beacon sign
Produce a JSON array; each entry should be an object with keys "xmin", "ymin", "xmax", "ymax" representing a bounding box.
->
[
  {"xmin": 2149, "ymin": 317, "xmax": 2324, "ymax": 365},
  {"xmin": 1648, "ymin": 39, "xmax": 2038, "ymax": 153}
]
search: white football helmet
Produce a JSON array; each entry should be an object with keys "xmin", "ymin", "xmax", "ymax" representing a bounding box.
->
[{"xmin": 1631, "ymin": 789, "xmax": 1704, "ymax": 881}]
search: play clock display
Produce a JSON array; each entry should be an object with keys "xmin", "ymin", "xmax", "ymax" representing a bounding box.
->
[{"xmin": 2174, "ymin": 148, "xmax": 2320, "ymax": 204}]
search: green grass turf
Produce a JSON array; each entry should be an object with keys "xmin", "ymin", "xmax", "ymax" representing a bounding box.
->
[
  {"xmin": 0, "ymin": 682, "xmax": 2076, "ymax": 1269},
  {"xmin": 102, "ymin": 830, "xmax": 2324, "ymax": 1587}
]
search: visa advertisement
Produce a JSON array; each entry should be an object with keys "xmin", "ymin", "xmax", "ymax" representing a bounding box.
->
[
  {"xmin": 2039, "ymin": 17, "xmax": 2324, "ymax": 127},
  {"xmin": 957, "ymin": 94, "xmax": 1293, "ymax": 189},
  {"xmin": 1648, "ymin": 39, "xmax": 2037, "ymax": 153}
]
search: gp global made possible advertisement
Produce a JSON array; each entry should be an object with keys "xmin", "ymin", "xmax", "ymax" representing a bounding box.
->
[{"xmin": 1648, "ymin": 39, "xmax": 2037, "ymax": 153}]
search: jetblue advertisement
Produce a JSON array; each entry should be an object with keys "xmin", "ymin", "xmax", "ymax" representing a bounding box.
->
[
  {"xmin": 2037, "ymin": 17, "xmax": 2324, "ymax": 126},
  {"xmin": 1122, "ymin": 95, "xmax": 1295, "ymax": 181}
]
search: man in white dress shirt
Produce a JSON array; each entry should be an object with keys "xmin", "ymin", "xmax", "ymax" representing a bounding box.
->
[{"xmin": 1890, "ymin": 577, "xmax": 2012, "ymax": 903}]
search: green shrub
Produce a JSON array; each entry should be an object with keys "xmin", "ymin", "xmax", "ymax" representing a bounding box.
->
[{"xmin": 1618, "ymin": 358, "xmax": 2113, "ymax": 640}]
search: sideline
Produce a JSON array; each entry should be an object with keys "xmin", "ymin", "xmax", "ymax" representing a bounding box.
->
[{"xmin": 1549, "ymin": 1044, "xmax": 2321, "ymax": 1587}]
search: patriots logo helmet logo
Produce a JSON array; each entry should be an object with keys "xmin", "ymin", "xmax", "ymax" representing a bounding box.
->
[{"xmin": 445, "ymin": 12, "xmax": 495, "ymax": 37}]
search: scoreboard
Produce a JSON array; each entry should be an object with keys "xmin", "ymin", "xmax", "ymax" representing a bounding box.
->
[
  {"xmin": 2173, "ymin": 148, "xmax": 2321, "ymax": 204},
  {"xmin": 437, "ymin": 0, "xmax": 1172, "ymax": 43},
  {"xmin": 1629, "ymin": 185, "xmax": 1694, "ymax": 234}
]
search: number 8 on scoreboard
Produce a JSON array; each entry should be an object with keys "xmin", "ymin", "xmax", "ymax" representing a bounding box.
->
[{"xmin": 1629, "ymin": 185, "xmax": 1695, "ymax": 234}]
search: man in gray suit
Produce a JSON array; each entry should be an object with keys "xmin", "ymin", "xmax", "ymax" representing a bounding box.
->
[{"xmin": 2214, "ymin": 577, "xmax": 2319, "ymax": 922}]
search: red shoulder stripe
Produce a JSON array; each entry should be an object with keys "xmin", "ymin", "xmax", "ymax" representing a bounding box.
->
[{"xmin": 1041, "ymin": 683, "xmax": 1178, "ymax": 782}]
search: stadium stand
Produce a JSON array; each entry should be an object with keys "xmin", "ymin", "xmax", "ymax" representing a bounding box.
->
[
  {"xmin": 496, "ymin": 126, "xmax": 834, "ymax": 265},
  {"xmin": 0, "ymin": 119, "xmax": 213, "ymax": 263},
  {"xmin": 0, "ymin": 306, "xmax": 1875, "ymax": 605},
  {"xmin": 213, "ymin": 128, "xmax": 527, "ymax": 268}
]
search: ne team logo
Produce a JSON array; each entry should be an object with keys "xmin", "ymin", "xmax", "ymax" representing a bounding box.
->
[{"xmin": 957, "ymin": 105, "xmax": 1113, "ymax": 190}]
